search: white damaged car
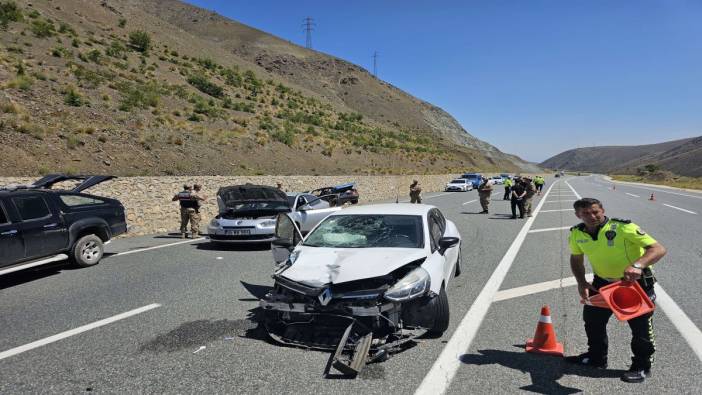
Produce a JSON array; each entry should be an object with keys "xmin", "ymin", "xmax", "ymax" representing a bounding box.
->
[{"xmin": 261, "ymin": 203, "xmax": 462, "ymax": 375}]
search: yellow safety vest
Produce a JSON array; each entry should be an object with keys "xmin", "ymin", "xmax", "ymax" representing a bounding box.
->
[{"xmin": 568, "ymin": 218, "xmax": 657, "ymax": 279}]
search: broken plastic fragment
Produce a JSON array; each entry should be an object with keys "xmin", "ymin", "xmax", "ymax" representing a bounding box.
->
[{"xmin": 193, "ymin": 346, "xmax": 206, "ymax": 354}]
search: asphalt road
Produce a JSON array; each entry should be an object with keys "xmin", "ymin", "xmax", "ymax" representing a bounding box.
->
[{"xmin": 1, "ymin": 175, "xmax": 700, "ymax": 394}]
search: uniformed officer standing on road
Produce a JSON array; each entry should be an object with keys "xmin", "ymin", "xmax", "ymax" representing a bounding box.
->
[
  {"xmin": 190, "ymin": 183, "xmax": 207, "ymax": 238},
  {"xmin": 172, "ymin": 184, "xmax": 199, "ymax": 239},
  {"xmin": 522, "ymin": 177, "xmax": 537, "ymax": 217},
  {"xmin": 566, "ymin": 197, "xmax": 667, "ymax": 383},
  {"xmin": 409, "ymin": 180, "xmax": 422, "ymax": 204},
  {"xmin": 477, "ymin": 176, "xmax": 494, "ymax": 214},
  {"xmin": 503, "ymin": 177, "xmax": 513, "ymax": 200}
]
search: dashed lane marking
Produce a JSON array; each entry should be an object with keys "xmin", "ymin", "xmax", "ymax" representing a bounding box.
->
[
  {"xmin": 528, "ymin": 226, "xmax": 571, "ymax": 233},
  {"xmin": 493, "ymin": 274, "xmax": 594, "ymax": 302},
  {"xmin": 662, "ymin": 204, "xmax": 697, "ymax": 215},
  {"xmin": 414, "ymin": 181, "xmax": 559, "ymax": 395},
  {"xmin": 0, "ymin": 303, "xmax": 161, "ymax": 361},
  {"xmin": 114, "ymin": 238, "xmax": 206, "ymax": 256},
  {"xmin": 626, "ymin": 193, "xmax": 640, "ymax": 198},
  {"xmin": 462, "ymin": 199, "xmax": 477, "ymax": 206}
]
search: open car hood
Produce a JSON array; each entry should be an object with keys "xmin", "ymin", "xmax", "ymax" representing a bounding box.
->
[
  {"xmin": 280, "ymin": 246, "xmax": 427, "ymax": 287},
  {"xmin": 217, "ymin": 184, "xmax": 289, "ymax": 211},
  {"xmin": 31, "ymin": 174, "xmax": 115, "ymax": 192}
]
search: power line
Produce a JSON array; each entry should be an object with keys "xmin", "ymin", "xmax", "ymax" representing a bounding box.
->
[
  {"xmin": 372, "ymin": 51, "xmax": 379, "ymax": 77},
  {"xmin": 302, "ymin": 17, "xmax": 315, "ymax": 49}
]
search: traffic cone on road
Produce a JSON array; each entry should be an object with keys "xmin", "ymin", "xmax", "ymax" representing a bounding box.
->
[
  {"xmin": 526, "ymin": 305, "xmax": 564, "ymax": 357},
  {"xmin": 649, "ymin": 193, "xmax": 655, "ymax": 201}
]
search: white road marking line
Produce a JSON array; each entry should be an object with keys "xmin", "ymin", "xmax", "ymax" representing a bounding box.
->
[
  {"xmin": 544, "ymin": 200, "xmax": 575, "ymax": 203},
  {"xmin": 0, "ymin": 303, "xmax": 161, "ymax": 361},
  {"xmin": 462, "ymin": 199, "xmax": 477, "ymax": 206},
  {"xmin": 540, "ymin": 209, "xmax": 573, "ymax": 213},
  {"xmin": 662, "ymin": 204, "xmax": 697, "ymax": 215},
  {"xmin": 493, "ymin": 274, "xmax": 594, "ymax": 302},
  {"xmin": 656, "ymin": 286, "xmax": 702, "ymax": 362},
  {"xmin": 570, "ymin": 178, "xmax": 702, "ymax": 361},
  {"xmin": 115, "ymin": 238, "xmax": 205, "ymax": 256},
  {"xmin": 0, "ymin": 254, "xmax": 68, "ymax": 276},
  {"xmin": 528, "ymin": 226, "xmax": 571, "ymax": 233},
  {"xmin": 565, "ymin": 179, "xmax": 582, "ymax": 199},
  {"xmin": 424, "ymin": 192, "xmax": 453, "ymax": 200},
  {"xmin": 414, "ymin": 182, "xmax": 558, "ymax": 395},
  {"xmin": 610, "ymin": 182, "xmax": 702, "ymax": 200},
  {"xmin": 626, "ymin": 193, "xmax": 640, "ymax": 198}
]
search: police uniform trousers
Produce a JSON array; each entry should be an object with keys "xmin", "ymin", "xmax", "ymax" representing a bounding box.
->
[
  {"xmin": 524, "ymin": 195, "xmax": 534, "ymax": 215},
  {"xmin": 479, "ymin": 192, "xmax": 491, "ymax": 212},
  {"xmin": 584, "ymin": 275, "xmax": 656, "ymax": 369},
  {"xmin": 180, "ymin": 207, "xmax": 200, "ymax": 234},
  {"xmin": 503, "ymin": 186, "xmax": 511, "ymax": 200},
  {"xmin": 510, "ymin": 197, "xmax": 525, "ymax": 218}
]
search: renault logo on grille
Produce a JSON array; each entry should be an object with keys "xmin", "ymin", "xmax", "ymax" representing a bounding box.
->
[{"xmin": 318, "ymin": 287, "xmax": 332, "ymax": 306}]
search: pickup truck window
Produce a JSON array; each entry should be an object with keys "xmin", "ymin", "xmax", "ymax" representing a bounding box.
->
[
  {"xmin": 0, "ymin": 202, "xmax": 8, "ymax": 224},
  {"xmin": 12, "ymin": 195, "xmax": 51, "ymax": 221},
  {"xmin": 60, "ymin": 194, "xmax": 105, "ymax": 207}
]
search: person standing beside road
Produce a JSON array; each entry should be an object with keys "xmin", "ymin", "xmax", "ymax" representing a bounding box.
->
[
  {"xmin": 522, "ymin": 177, "xmax": 537, "ymax": 217},
  {"xmin": 566, "ymin": 197, "xmax": 667, "ymax": 383},
  {"xmin": 477, "ymin": 176, "xmax": 494, "ymax": 214},
  {"xmin": 509, "ymin": 178, "xmax": 526, "ymax": 219},
  {"xmin": 189, "ymin": 183, "xmax": 207, "ymax": 238},
  {"xmin": 409, "ymin": 180, "xmax": 422, "ymax": 203},
  {"xmin": 172, "ymin": 184, "xmax": 198, "ymax": 239},
  {"xmin": 534, "ymin": 176, "xmax": 545, "ymax": 195},
  {"xmin": 503, "ymin": 177, "xmax": 513, "ymax": 200}
]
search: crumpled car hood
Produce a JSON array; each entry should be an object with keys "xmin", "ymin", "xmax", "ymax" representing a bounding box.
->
[{"xmin": 280, "ymin": 246, "xmax": 427, "ymax": 287}]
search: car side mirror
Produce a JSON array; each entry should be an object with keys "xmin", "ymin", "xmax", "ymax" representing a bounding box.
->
[
  {"xmin": 298, "ymin": 204, "xmax": 310, "ymax": 211},
  {"xmin": 438, "ymin": 236, "xmax": 460, "ymax": 255}
]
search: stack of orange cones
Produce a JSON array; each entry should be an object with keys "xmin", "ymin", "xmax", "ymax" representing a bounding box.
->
[
  {"xmin": 526, "ymin": 305, "xmax": 564, "ymax": 357},
  {"xmin": 581, "ymin": 281, "xmax": 655, "ymax": 321}
]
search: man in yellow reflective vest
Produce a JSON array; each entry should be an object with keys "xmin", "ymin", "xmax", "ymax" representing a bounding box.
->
[
  {"xmin": 503, "ymin": 177, "xmax": 513, "ymax": 200},
  {"xmin": 566, "ymin": 198, "xmax": 667, "ymax": 383}
]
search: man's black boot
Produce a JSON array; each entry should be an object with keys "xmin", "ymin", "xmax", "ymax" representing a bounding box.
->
[
  {"xmin": 564, "ymin": 352, "xmax": 607, "ymax": 368},
  {"xmin": 621, "ymin": 364, "xmax": 651, "ymax": 383}
]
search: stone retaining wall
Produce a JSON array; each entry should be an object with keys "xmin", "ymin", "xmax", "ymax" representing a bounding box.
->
[{"xmin": 0, "ymin": 175, "xmax": 460, "ymax": 236}]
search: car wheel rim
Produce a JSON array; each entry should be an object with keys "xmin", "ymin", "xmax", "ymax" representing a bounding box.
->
[{"xmin": 81, "ymin": 241, "xmax": 100, "ymax": 262}]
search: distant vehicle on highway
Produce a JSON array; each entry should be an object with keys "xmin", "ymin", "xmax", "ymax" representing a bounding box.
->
[
  {"xmin": 0, "ymin": 174, "xmax": 127, "ymax": 275},
  {"xmin": 445, "ymin": 178, "xmax": 474, "ymax": 192},
  {"xmin": 490, "ymin": 176, "xmax": 504, "ymax": 185},
  {"xmin": 460, "ymin": 173, "xmax": 483, "ymax": 188},
  {"xmin": 207, "ymin": 185, "xmax": 340, "ymax": 244},
  {"xmin": 307, "ymin": 182, "xmax": 359, "ymax": 206},
  {"xmin": 265, "ymin": 203, "xmax": 461, "ymax": 375}
]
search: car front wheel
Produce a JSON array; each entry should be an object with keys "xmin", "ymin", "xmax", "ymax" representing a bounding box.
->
[
  {"xmin": 71, "ymin": 234, "xmax": 104, "ymax": 267},
  {"xmin": 428, "ymin": 285, "xmax": 450, "ymax": 335}
]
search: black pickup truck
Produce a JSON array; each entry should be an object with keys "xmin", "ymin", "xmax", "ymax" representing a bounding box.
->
[{"xmin": 0, "ymin": 174, "xmax": 127, "ymax": 275}]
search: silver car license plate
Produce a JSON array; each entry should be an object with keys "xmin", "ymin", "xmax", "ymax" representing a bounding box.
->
[{"xmin": 226, "ymin": 229, "xmax": 251, "ymax": 236}]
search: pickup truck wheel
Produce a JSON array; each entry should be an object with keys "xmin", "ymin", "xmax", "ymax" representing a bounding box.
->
[
  {"xmin": 71, "ymin": 234, "xmax": 104, "ymax": 267},
  {"xmin": 428, "ymin": 285, "xmax": 450, "ymax": 335}
]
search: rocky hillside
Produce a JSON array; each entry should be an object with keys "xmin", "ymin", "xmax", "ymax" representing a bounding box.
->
[
  {"xmin": 541, "ymin": 136, "xmax": 702, "ymax": 177},
  {"xmin": 0, "ymin": 0, "xmax": 538, "ymax": 176}
]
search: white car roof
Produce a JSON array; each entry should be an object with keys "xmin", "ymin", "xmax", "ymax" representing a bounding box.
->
[{"xmin": 329, "ymin": 203, "xmax": 434, "ymax": 216}]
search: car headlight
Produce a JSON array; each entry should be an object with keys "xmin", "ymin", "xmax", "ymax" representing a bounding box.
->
[
  {"xmin": 259, "ymin": 219, "xmax": 276, "ymax": 227},
  {"xmin": 289, "ymin": 250, "xmax": 300, "ymax": 264},
  {"xmin": 384, "ymin": 267, "xmax": 430, "ymax": 302},
  {"xmin": 210, "ymin": 219, "xmax": 220, "ymax": 227}
]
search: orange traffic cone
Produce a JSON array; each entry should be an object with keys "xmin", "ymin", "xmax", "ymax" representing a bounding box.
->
[
  {"xmin": 581, "ymin": 281, "xmax": 655, "ymax": 321},
  {"xmin": 526, "ymin": 306, "xmax": 564, "ymax": 357},
  {"xmin": 649, "ymin": 193, "xmax": 655, "ymax": 201}
]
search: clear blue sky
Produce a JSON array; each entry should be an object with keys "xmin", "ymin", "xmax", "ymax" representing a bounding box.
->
[{"xmin": 185, "ymin": 0, "xmax": 702, "ymax": 162}]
